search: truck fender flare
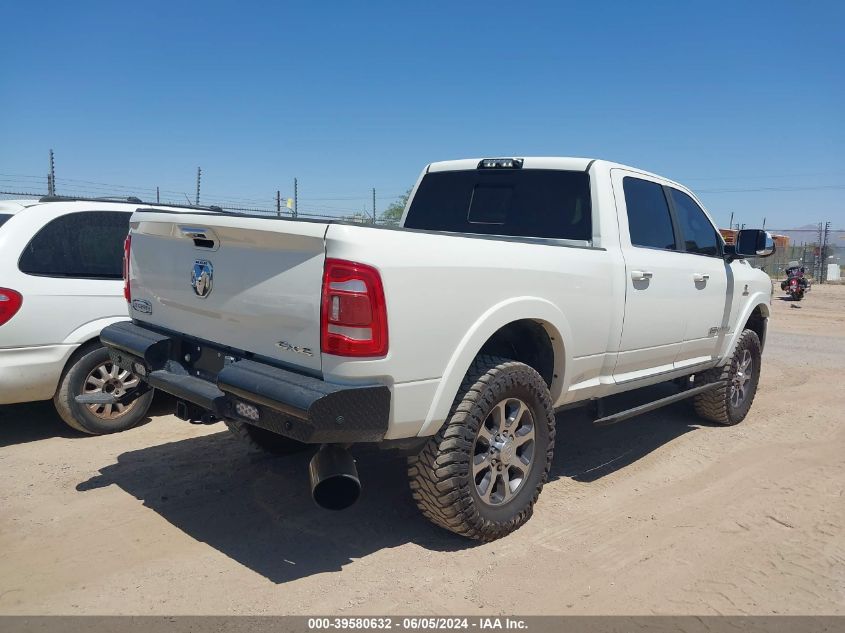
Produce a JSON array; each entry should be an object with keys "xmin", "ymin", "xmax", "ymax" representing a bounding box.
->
[
  {"xmin": 417, "ymin": 297, "xmax": 573, "ymax": 437},
  {"xmin": 717, "ymin": 295, "xmax": 770, "ymax": 365}
]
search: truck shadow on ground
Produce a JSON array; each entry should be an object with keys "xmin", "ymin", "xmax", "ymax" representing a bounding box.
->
[
  {"xmin": 551, "ymin": 383, "xmax": 706, "ymax": 483},
  {"xmin": 73, "ymin": 384, "xmax": 705, "ymax": 584}
]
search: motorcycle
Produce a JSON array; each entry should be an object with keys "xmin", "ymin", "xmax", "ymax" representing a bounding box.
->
[{"xmin": 780, "ymin": 263, "xmax": 809, "ymax": 301}]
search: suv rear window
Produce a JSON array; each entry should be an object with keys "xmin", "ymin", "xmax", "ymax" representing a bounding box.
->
[
  {"xmin": 19, "ymin": 211, "xmax": 130, "ymax": 279},
  {"xmin": 404, "ymin": 169, "xmax": 591, "ymax": 241}
]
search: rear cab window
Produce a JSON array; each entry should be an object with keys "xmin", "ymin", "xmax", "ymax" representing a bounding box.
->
[
  {"xmin": 0, "ymin": 214, "xmax": 12, "ymax": 230},
  {"xmin": 18, "ymin": 211, "xmax": 130, "ymax": 279},
  {"xmin": 404, "ymin": 168, "xmax": 592, "ymax": 242}
]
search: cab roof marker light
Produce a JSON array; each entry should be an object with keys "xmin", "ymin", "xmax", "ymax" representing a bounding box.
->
[{"xmin": 478, "ymin": 158, "xmax": 524, "ymax": 169}]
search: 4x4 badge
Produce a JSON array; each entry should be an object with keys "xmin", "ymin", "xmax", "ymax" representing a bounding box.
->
[{"xmin": 191, "ymin": 260, "xmax": 213, "ymax": 298}]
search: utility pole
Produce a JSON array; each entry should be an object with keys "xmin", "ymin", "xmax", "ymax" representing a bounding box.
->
[
  {"xmin": 276, "ymin": 190, "xmax": 281, "ymax": 217},
  {"xmin": 762, "ymin": 217, "xmax": 766, "ymax": 230},
  {"xmin": 728, "ymin": 211, "xmax": 734, "ymax": 232},
  {"xmin": 195, "ymin": 167, "xmax": 202, "ymax": 205},
  {"xmin": 156, "ymin": 186, "xmax": 160, "ymax": 203},
  {"xmin": 372, "ymin": 187, "xmax": 376, "ymax": 224},
  {"xmin": 48, "ymin": 149, "xmax": 56, "ymax": 195},
  {"xmin": 293, "ymin": 178, "xmax": 298, "ymax": 218}
]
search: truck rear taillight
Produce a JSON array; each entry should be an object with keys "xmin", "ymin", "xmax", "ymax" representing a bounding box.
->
[
  {"xmin": 321, "ymin": 258, "xmax": 388, "ymax": 357},
  {"xmin": 0, "ymin": 288, "xmax": 22, "ymax": 326},
  {"xmin": 123, "ymin": 234, "xmax": 131, "ymax": 302}
]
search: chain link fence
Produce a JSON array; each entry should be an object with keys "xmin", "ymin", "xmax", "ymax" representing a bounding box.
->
[
  {"xmin": 0, "ymin": 172, "xmax": 407, "ymax": 226},
  {"xmin": 749, "ymin": 242, "xmax": 842, "ymax": 284}
]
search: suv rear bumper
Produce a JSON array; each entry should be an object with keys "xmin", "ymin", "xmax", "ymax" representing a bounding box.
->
[
  {"xmin": 0, "ymin": 344, "xmax": 78, "ymax": 405},
  {"xmin": 99, "ymin": 321, "xmax": 390, "ymax": 443}
]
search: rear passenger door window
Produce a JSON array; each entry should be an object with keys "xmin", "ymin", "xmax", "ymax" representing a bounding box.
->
[
  {"xmin": 19, "ymin": 211, "xmax": 130, "ymax": 279},
  {"xmin": 622, "ymin": 177, "xmax": 676, "ymax": 250},
  {"xmin": 669, "ymin": 189, "xmax": 721, "ymax": 256}
]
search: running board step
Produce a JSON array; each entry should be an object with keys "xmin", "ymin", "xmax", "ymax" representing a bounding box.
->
[{"xmin": 593, "ymin": 381, "xmax": 724, "ymax": 427}]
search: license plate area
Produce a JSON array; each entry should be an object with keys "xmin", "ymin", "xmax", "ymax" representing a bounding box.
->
[{"xmin": 179, "ymin": 340, "xmax": 228, "ymax": 380}]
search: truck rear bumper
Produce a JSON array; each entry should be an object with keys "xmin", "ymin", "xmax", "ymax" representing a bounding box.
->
[{"xmin": 99, "ymin": 321, "xmax": 390, "ymax": 443}]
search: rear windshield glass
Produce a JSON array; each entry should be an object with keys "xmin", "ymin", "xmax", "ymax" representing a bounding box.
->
[
  {"xmin": 0, "ymin": 214, "xmax": 12, "ymax": 229},
  {"xmin": 404, "ymin": 169, "xmax": 591, "ymax": 241}
]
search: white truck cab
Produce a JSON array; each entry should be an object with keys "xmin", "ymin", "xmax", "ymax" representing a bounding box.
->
[{"xmin": 97, "ymin": 157, "xmax": 775, "ymax": 540}]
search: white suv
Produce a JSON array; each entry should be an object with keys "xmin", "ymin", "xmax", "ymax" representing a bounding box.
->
[{"xmin": 0, "ymin": 196, "xmax": 195, "ymax": 434}]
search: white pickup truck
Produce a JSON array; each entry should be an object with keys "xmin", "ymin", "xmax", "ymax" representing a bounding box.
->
[{"xmin": 96, "ymin": 157, "xmax": 775, "ymax": 541}]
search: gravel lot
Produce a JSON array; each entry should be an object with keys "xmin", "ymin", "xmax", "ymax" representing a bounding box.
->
[{"xmin": 1, "ymin": 284, "xmax": 843, "ymax": 615}]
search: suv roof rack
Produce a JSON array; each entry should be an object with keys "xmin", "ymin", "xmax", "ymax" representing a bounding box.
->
[{"xmin": 37, "ymin": 195, "xmax": 222, "ymax": 212}]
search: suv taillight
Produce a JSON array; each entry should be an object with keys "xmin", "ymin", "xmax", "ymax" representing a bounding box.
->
[
  {"xmin": 123, "ymin": 234, "xmax": 131, "ymax": 302},
  {"xmin": 321, "ymin": 258, "xmax": 388, "ymax": 357},
  {"xmin": 0, "ymin": 288, "xmax": 22, "ymax": 326}
]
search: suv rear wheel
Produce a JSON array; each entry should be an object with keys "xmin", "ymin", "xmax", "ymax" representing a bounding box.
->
[
  {"xmin": 408, "ymin": 355, "xmax": 555, "ymax": 541},
  {"xmin": 54, "ymin": 346, "xmax": 153, "ymax": 434}
]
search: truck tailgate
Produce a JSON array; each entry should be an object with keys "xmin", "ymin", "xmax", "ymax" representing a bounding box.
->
[{"xmin": 127, "ymin": 212, "xmax": 328, "ymax": 374}]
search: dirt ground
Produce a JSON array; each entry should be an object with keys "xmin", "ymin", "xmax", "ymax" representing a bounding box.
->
[{"xmin": 1, "ymin": 285, "xmax": 843, "ymax": 616}]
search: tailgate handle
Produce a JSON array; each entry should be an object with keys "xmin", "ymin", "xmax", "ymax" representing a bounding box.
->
[{"xmin": 180, "ymin": 226, "xmax": 217, "ymax": 249}]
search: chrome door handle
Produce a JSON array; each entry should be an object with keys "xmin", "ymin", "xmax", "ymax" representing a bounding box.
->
[
  {"xmin": 693, "ymin": 273, "xmax": 710, "ymax": 282},
  {"xmin": 631, "ymin": 270, "xmax": 653, "ymax": 281}
]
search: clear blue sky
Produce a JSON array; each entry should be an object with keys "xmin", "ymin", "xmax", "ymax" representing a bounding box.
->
[{"xmin": 1, "ymin": 0, "xmax": 842, "ymax": 228}]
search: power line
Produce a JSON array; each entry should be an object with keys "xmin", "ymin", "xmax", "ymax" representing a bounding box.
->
[
  {"xmin": 299, "ymin": 193, "xmax": 405, "ymax": 201},
  {"xmin": 681, "ymin": 170, "xmax": 845, "ymax": 182},
  {"xmin": 698, "ymin": 184, "xmax": 845, "ymax": 194},
  {"xmin": 0, "ymin": 190, "xmax": 44, "ymax": 197},
  {"xmin": 765, "ymin": 228, "xmax": 845, "ymax": 232}
]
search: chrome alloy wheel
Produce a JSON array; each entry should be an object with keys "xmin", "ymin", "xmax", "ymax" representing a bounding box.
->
[
  {"xmin": 472, "ymin": 397, "xmax": 536, "ymax": 506},
  {"xmin": 730, "ymin": 349, "xmax": 753, "ymax": 408},
  {"xmin": 82, "ymin": 361, "xmax": 141, "ymax": 420}
]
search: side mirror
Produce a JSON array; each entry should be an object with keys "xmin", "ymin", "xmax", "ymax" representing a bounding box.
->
[{"xmin": 732, "ymin": 229, "xmax": 775, "ymax": 259}]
